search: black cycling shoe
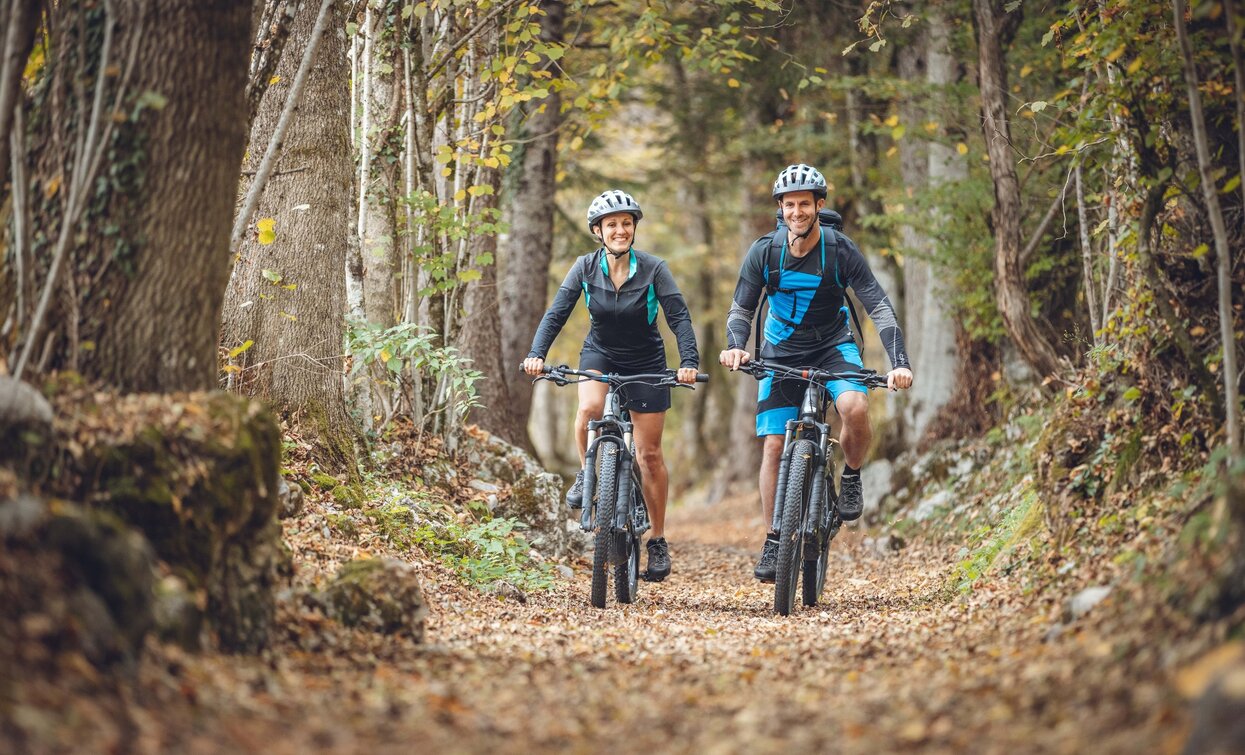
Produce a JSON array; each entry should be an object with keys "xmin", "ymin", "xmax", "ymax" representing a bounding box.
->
[
  {"xmin": 753, "ymin": 534, "xmax": 780, "ymax": 583},
  {"xmin": 565, "ymin": 470, "xmax": 585, "ymax": 509},
  {"xmin": 838, "ymin": 473, "xmax": 864, "ymax": 521},
  {"xmin": 644, "ymin": 538, "xmax": 671, "ymax": 582}
]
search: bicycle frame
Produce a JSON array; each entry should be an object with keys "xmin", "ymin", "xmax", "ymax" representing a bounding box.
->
[
  {"xmin": 769, "ymin": 378, "xmax": 835, "ymax": 541},
  {"xmin": 580, "ymin": 387, "xmax": 648, "ymax": 554}
]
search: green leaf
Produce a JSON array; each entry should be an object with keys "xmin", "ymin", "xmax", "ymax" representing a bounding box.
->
[
  {"xmin": 1029, "ymin": 100, "xmax": 1048, "ymax": 113},
  {"xmin": 228, "ymin": 339, "xmax": 254, "ymax": 358},
  {"xmin": 457, "ymin": 268, "xmax": 482, "ymax": 283},
  {"xmin": 1122, "ymin": 387, "xmax": 1141, "ymax": 403},
  {"xmin": 261, "ymin": 268, "xmax": 282, "ymax": 284},
  {"xmin": 1221, "ymin": 175, "xmax": 1241, "ymax": 194}
]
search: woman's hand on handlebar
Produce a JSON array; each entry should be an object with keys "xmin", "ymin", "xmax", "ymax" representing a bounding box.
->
[
  {"xmin": 522, "ymin": 357, "xmax": 545, "ymax": 376},
  {"xmin": 719, "ymin": 348, "xmax": 751, "ymax": 371},
  {"xmin": 676, "ymin": 367, "xmax": 699, "ymax": 384}
]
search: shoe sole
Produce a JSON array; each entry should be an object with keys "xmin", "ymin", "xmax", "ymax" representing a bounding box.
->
[{"xmin": 754, "ymin": 573, "xmax": 776, "ymax": 584}]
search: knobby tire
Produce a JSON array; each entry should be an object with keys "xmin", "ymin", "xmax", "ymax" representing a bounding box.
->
[
  {"xmin": 591, "ymin": 440, "xmax": 620, "ymax": 609},
  {"xmin": 775, "ymin": 439, "xmax": 815, "ymax": 616},
  {"xmin": 803, "ymin": 477, "xmax": 840, "ymax": 607},
  {"xmin": 615, "ymin": 468, "xmax": 641, "ymax": 604}
]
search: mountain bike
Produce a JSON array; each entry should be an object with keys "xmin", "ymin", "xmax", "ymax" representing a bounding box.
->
[
  {"xmin": 738, "ymin": 359, "xmax": 888, "ymax": 615},
  {"xmin": 532, "ymin": 365, "xmax": 708, "ymax": 608}
]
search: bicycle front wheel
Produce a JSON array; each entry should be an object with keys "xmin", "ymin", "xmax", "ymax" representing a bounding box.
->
[
  {"xmin": 775, "ymin": 439, "xmax": 815, "ymax": 616},
  {"xmin": 590, "ymin": 439, "xmax": 621, "ymax": 609}
]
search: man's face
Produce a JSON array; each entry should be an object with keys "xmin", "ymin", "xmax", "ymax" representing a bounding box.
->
[{"xmin": 779, "ymin": 191, "xmax": 824, "ymax": 236}]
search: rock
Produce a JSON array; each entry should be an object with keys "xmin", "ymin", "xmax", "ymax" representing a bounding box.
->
[
  {"xmin": 912, "ymin": 488, "xmax": 954, "ymax": 522},
  {"xmin": 555, "ymin": 564, "xmax": 575, "ymax": 579},
  {"xmin": 277, "ymin": 476, "xmax": 305, "ymax": 519},
  {"xmin": 324, "ymin": 558, "xmax": 427, "ymax": 642},
  {"xmin": 50, "ymin": 390, "xmax": 290, "ymax": 653},
  {"xmin": 456, "ymin": 428, "xmax": 574, "ymax": 558},
  {"xmin": 867, "ymin": 534, "xmax": 906, "ymax": 556},
  {"xmin": 1064, "ymin": 585, "xmax": 1113, "ymax": 621},
  {"xmin": 1, "ymin": 495, "xmax": 156, "ymax": 667},
  {"xmin": 483, "ymin": 580, "xmax": 527, "ymax": 603},
  {"xmin": 861, "ymin": 459, "xmax": 893, "ymax": 519}
]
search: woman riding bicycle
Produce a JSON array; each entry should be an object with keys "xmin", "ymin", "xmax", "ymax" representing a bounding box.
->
[{"xmin": 523, "ymin": 190, "xmax": 700, "ymax": 582}]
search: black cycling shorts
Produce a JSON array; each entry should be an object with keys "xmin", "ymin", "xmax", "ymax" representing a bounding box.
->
[{"xmin": 578, "ymin": 347, "xmax": 671, "ymax": 414}]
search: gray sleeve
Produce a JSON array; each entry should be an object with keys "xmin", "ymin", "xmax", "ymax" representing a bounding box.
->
[
  {"xmin": 839, "ymin": 236, "xmax": 910, "ymax": 370},
  {"xmin": 654, "ymin": 262, "xmax": 699, "ymax": 369},
  {"xmin": 725, "ymin": 238, "xmax": 769, "ymax": 350}
]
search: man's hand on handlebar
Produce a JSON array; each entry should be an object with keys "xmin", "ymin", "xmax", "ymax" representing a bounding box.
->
[
  {"xmin": 887, "ymin": 367, "xmax": 914, "ymax": 391},
  {"xmin": 522, "ymin": 357, "xmax": 544, "ymax": 376},
  {"xmin": 719, "ymin": 348, "xmax": 751, "ymax": 371}
]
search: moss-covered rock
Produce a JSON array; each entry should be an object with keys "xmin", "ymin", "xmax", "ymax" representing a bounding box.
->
[
  {"xmin": 310, "ymin": 472, "xmax": 340, "ymax": 491},
  {"xmin": 0, "ymin": 495, "xmax": 156, "ymax": 668},
  {"xmin": 323, "ymin": 558, "xmax": 426, "ymax": 641},
  {"xmin": 331, "ymin": 483, "xmax": 365, "ymax": 509},
  {"xmin": 47, "ymin": 389, "xmax": 289, "ymax": 653}
]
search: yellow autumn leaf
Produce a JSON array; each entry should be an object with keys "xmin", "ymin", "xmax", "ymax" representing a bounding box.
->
[
  {"xmin": 1106, "ymin": 44, "xmax": 1126, "ymax": 62},
  {"xmin": 380, "ymin": 348, "xmax": 392, "ymax": 362},
  {"xmin": 269, "ymin": 75, "xmax": 280, "ymax": 85},
  {"xmin": 257, "ymin": 217, "xmax": 276, "ymax": 245},
  {"xmin": 1020, "ymin": 64, "xmax": 1033, "ymax": 78},
  {"xmin": 223, "ymin": 364, "xmax": 241, "ymax": 373},
  {"xmin": 727, "ymin": 78, "xmax": 740, "ymax": 88},
  {"xmin": 956, "ymin": 142, "xmax": 969, "ymax": 155},
  {"xmin": 883, "ymin": 114, "xmax": 899, "ymax": 127},
  {"xmin": 453, "ymin": 189, "xmax": 467, "ymax": 201}
]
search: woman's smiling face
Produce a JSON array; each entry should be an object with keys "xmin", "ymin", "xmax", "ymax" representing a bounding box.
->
[{"xmin": 595, "ymin": 212, "xmax": 636, "ymax": 254}]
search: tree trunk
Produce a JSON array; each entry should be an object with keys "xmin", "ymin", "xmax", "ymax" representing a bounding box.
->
[
  {"xmin": 0, "ymin": 0, "xmax": 40, "ymax": 185},
  {"xmin": 460, "ymin": 168, "xmax": 529, "ymax": 448},
  {"xmin": 13, "ymin": 0, "xmax": 251, "ymax": 392},
  {"xmin": 223, "ymin": 0, "xmax": 358, "ymax": 474},
  {"xmin": 972, "ymin": 0, "xmax": 1065, "ymax": 380},
  {"xmin": 1174, "ymin": 0, "xmax": 1241, "ymax": 456},
  {"xmin": 358, "ymin": 9, "xmax": 401, "ymax": 329},
  {"xmin": 902, "ymin": 10, "xmax": 960, "ymax": 440},
  {"xmin": 499, "ymin": 0, "xmax": 564, "ymax": 430}
]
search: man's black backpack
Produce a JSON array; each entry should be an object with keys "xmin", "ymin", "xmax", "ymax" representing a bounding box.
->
[{"xmin": 755, "ymin": 207, "xmax": 866, "ymax": 353}]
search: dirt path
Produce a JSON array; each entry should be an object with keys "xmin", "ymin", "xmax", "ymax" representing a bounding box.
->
[{"xmin": 136, "ymin": 493, "xmax": 1188, "ymax": 754}]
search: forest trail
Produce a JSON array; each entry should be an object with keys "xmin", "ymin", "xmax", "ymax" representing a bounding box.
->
[{"xmin": 134, "ymin": 492, "xmax": 1189, "ymax": 754}]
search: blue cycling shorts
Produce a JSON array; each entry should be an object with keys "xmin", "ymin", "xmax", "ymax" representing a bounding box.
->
[{"xmin": 755, "ymin": 341, "xmax": 866, "ymax": 436}]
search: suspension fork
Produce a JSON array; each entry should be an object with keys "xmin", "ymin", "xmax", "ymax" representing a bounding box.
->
[
  {"xmin": 802, "ymin": 428, "xmax": 831, "ymax": 541},
  {"xmin": 770, "ymin": 424, "xmax": 797, "ymax": 533}
]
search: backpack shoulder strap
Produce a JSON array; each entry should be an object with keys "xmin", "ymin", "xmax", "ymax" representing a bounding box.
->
[{"xmin": 827, "ymin": 228, "xmax": 867, "ymax": 354}]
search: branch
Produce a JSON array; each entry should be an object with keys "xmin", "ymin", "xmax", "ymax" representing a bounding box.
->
[
  {"xmin": 247, "ymin": 0, "xmax": 303, "ymax": 127},
  {"xmin": 0, "ymin": 0, "xmax": 40, "ymax": 188},
  {"xmin": 230, "ymin": 0, "xmax": 335, "ymax": 253},
  {"xmin": 426, "ymin": 0, "xmax": 525, "ymax": 79},
  {"xmin": 1018, "ymin": 165, "xmax": 1073, "ymax": 269}
]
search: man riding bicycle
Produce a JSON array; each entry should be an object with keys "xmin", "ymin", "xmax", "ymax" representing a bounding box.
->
[{"xmin": 718, "ymin": 163, "xmax": 913, "ymax": 583}]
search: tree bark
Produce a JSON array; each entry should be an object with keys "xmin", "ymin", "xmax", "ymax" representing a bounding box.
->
[
  {"xmin": 13, "ymin": 0, "xmax": 252, "ymax": 392},
  {"xmin": 499, "ymin": 0, "xmax": 564, "ymax": 429},
  {"xmin": 223, "ymin": 0, "xmax": 358, "ymax": 473},
  {"xmin": 0, "ymin": 0, "xmax": 40, "ymax": 186},
  {"xmin": 903, "ymin": 9, "xmax": 962, "ymax": 440},
  {"xmin": 358, "ymin": 8, "xmax": 401, "ymax": 329},
  {"xmin": 460, "ymin": 168, "xmax": 529, "ymax": 448},
  {"xmin": 972, "ymin": 0, "xmax": 1065, "ymax": 380},
  {"xmin": 1174, "ymin": 0, "xmax": 1240, "ymax": 456}
]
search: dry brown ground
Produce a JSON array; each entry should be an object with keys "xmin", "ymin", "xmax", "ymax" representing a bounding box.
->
[{"xmin": 95, "ymin": 490, "xmax": 1197, "ymax": 755}]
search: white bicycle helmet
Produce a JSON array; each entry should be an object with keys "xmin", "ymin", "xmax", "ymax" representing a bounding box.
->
[
  {"xmin": 586, "ymin": 190, "xmax": 643, "ymax": 232},
  {"xmin": 771, "ymin": 163, "xmax": 828, "ymax": 200}
]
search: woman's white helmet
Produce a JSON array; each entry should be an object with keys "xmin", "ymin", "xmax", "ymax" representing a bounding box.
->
[
  {"xmin": 772, "ymin": 163, "xmax": 827, "ymax": 200},
  {"xmin": 586, "ymin": 190, "xmax": 643, "ymax": 232}
]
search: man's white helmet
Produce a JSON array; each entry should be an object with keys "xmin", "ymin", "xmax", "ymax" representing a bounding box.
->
[
  {"xmin": 586, "ymin": 190, "xmax": 643, "ymax": 232},
  {"xmin": 772, "ymin": 163, "xmax": 827, "ymax": 200}
]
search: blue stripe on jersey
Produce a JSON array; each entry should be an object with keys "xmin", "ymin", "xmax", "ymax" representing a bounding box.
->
[
  {"xmin": 582, "ymin": 281, "xmax": 592, "ymax": 319},
  {"xmin": 646, "ymin": 283, "xmax": 657, "ymax": 324},
  {"xmin": 763, "ymin": 269, "xmax": 822, "ymax": 345}
]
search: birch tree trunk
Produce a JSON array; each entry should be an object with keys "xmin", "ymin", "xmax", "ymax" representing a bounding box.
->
[
  {"xmin": 11, "ymin": 0, "xmax": 251, "ymax": 392},
  {"xmin": 358, "ymin": 10, "xmax": 401, "ymax": 329},
  {"xmin": 972, "ymin": 0, "xmax": 1065, "ymax": 380},
  {"xmin": 223, "ymin": 0, "xmax": 359, "ymax": 473},
  {"xmin": 901, "ymin": 10, "xmax": 960, "ymax": 440}
]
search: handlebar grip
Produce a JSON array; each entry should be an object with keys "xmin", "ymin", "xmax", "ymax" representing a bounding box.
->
[{"xmin": 695, "ymin": 373, "xmax": 709, "ymax": 383}]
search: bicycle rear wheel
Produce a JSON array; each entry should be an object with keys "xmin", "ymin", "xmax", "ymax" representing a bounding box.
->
[
  {"xmin": 775, "ymin": 439, "xmax": 815, "ymax": 616},
  {"xmin": 803, "ymin": 469, "xmax": 839, "ymax": 607},
  {"xmin": 590, "ymin": 439, "xmax": 621, "ymax": 609}
]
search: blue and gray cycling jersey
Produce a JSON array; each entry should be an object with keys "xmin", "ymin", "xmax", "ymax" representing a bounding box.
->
[
  {"xmin": 527, "ymin": 248, "xmax": 700, "ymax": 370},
  {"xmin": 725, "ymin": 228, "xmax": 910, "ymax": 370}
]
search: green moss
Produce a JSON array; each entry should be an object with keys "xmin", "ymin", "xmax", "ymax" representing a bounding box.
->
[
  {"xmin": 332, "ymin": 484, "xmax": 365, "ymax": 509},
  {"xmin": 311, "ymin": 472, "xmax": 340, "ymax": 491},
  {"xmin": 506, "ymin": 476, "xmax": 544, "ymax": 521},
  {"xmin": 326, "ymin": 513, "xmax": 359, "ymax": 539}
]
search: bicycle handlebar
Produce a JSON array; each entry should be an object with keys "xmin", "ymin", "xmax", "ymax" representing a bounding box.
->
[
  {"xmin": 736, "ymin": 359, "xmax": 889, "ymax": 389},
  {"xmin": 520, "ymin": 363, "xmax": 709, "ymax": 387}
]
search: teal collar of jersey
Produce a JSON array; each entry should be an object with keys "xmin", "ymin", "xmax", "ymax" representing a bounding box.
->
[
  {"xmin": 599, "ymin": 248, "xmax": 637, "ymax": 281},
  {"xmin": 779, "ymin": 231, "xmax": 826, "ymax": 275}
]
